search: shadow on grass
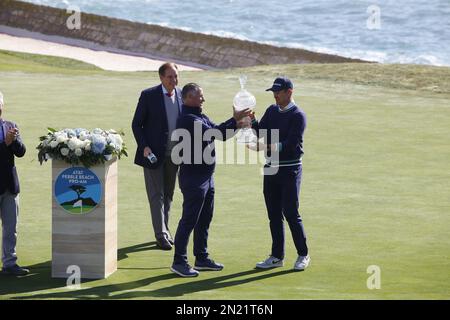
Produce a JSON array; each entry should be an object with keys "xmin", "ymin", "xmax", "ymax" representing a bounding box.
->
[
  {"xmin": 118, "ymin": 241, "xmax": 160, "ymax": 261},
  {"xmin": 1, "ymin": 242, "xmax": 160, "ymax": 298},
  {"xmin": 13, "ymin": 268, "xmax": 296, "ymax": 299},
  {"xmin": 0, "ymin": 260, "xmax": 83, "ymax": 297},
  {"xmin": 117, "ymin": 269, "xmax": 297, "ymax": 299},
  {"xmin": 5, "ymin": 242, "xmax": 297, "ymax": 299}
]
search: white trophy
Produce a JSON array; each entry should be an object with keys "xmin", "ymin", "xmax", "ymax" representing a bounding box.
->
[{"xmin": 233, "ymin": 75, "xmax": 257, "ymax": 144}]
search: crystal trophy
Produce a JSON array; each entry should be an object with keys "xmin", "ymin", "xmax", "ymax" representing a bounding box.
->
[{"xmin": 233, "ymin": 75, "xmax": 257, "ymax": 144}]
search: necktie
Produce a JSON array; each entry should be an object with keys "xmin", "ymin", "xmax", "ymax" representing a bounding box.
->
[{"xmin": 166, "ymin": 92, "xmax": 173, "ymax": 97}]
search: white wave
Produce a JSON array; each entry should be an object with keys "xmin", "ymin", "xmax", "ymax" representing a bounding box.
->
[
  {"xmin": 148, "ymin": 21, "xmax": 169, "ymax": 27},
  {"xmin": 145, "ymin": 25, "xmax": 250, "ymax": 40},
  {"xmin": 202, "ymin": 30, "xmax": 250, "ymax": 41},
  {"xmin": 146, "ymin": 22, "xmax": 192, "ymax": 32},
  {"xmin": 254, "ymin": 40, "xmax": 449, "ymax": 66},
  {"xmin": 409, "ymin": 55, "xmax": 445, "ymax": 66}
]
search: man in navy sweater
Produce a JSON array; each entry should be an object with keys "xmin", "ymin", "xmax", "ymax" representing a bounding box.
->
[
  {"xmin": 248, "ymin": 77, "xmax": 310, "ymax": 271},
  {"xmin": 170, "ymin": 83, "xmax": 251, "ymax": 277}
]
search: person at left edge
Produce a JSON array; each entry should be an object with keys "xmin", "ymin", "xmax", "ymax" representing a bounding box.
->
[
  {"xmin": 0, "ymin": 90, "xmax": 29, "ymax": 276},
  {"xmin": 170, "ymin": 83, "xmax": 251, "ymax": 277},
  {"xmin": 132, "ymin": 62, "xmax": 182, "ymax": 251}
]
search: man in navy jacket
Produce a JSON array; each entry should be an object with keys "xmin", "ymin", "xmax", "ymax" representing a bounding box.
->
[
  {"xmin": 132, "ymin": 63, "xmax": 183, "ymax": 250},
  {"xmin": 0, "ymin": 91, "xmax": 29, "ymax": 276},
  {"xmin": 170, "ymin": 83, "xmax": 251, "ymax": 277},
  {"xmin": 249, "ymin": 77, "xmax": 310, "ymax": 272}
]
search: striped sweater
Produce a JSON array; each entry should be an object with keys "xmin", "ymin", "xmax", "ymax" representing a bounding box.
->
[{"xmin": 252, "ymin": 103, "xmax": 306, "ymax": 166}]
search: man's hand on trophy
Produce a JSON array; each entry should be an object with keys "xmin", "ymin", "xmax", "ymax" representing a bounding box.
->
[
  {"xmin": 246, "ymin": 142, "xmax": 277, "ymax": 152},
  {"xmin": 237, "ymin": 117, "xmax": 252, "ymax": 129},
  {"xmin": 246, "ymin": 141, "xmax": 264, "ymax": 151},
  {"xmin": 233, "ymin": 106, "xmax": 252, "ymax": 122}
]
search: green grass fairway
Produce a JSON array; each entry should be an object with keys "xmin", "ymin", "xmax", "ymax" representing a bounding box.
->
[{"xmin": 0, "ymin": 50, "xmax": 449, "ymax": 299}]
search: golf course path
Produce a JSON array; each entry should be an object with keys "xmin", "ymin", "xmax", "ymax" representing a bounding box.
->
[{"xmin": 0, "ymin": 32, "xmax": 203, "ymax": 72}]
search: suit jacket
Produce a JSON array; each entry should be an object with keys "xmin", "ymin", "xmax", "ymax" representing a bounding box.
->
[
  {"xmin": 131, "ymin": 84, "xmax": 182, "ymax": 169},
  {"xmin": 0, "ymin": 120, "xmax": 26, "ymax": 195}
]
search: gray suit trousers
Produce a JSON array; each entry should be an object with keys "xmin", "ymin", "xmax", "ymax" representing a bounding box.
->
[
  {"xmin": 143, "ymin": 156, "xmax": 179, "ymax": 241},
  {"xmin": 0, "ymin": 191, "xmax": 19, "ymax": 268}
]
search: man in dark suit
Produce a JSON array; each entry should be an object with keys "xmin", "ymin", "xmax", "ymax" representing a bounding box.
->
[
  {"xmin": 132, "ymin": 63, "xmax": 182, "ymax": 250},
  {"xmin": 0, "ymin": 91, "xmax": 29, "ymax": 276}
]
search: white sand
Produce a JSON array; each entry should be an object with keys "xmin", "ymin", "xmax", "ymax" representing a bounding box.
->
[{"xmin": 0, "ymin": 33, "xmax": 202, "ymax": 72}]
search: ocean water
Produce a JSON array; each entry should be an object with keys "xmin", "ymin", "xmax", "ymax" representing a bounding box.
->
[{"xmin": 22, "ymin": 0, "xmax": 450, "ymax": 66}]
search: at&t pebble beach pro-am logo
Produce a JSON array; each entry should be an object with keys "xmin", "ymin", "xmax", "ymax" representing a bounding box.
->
[{"xmin": 54, "ymin": 167, "xmax": 102, "ymax": 214}]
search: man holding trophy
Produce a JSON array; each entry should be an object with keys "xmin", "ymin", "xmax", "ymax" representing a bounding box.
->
[
  {"xmin": 248, "ymin": 76, "xmax": 310, "ymax": 272},
  {"xmin": 170, "ymin": 83, "xmax": 251, "ymax": 277}
]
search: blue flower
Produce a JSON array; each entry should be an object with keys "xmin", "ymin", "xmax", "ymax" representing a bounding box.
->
[
  {"xmin": 91, "ymin": 134, "xmax": 106, "ymax": 154},
  {"xmin": 63, "ymin": 129, "xmax": 76, "ymax": 137},
  {"xmin": 74, "ymin": 128, "xmax": 87, "ymax": 136}
]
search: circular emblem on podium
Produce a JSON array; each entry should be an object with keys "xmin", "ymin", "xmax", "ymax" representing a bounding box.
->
[{"xmin": 54, "ymin": 167, "xmax": 102, "ymax": 215}]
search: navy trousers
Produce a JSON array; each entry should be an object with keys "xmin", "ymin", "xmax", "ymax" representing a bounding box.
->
[
  {"xmin": 263, "ymin": 165, "xmax": 308, "ymax": 259},
  {"xmin": 174, "ymin": 171, "xmax": 214, "ymax": 265}
]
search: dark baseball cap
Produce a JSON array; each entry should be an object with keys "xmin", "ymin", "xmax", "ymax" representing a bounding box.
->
[{"xmin": 266, "ymin": 77, "xmax": 293, "ymax": 92}]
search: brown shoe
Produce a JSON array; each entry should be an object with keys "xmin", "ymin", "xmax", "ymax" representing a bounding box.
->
[{"xmin": 156, "ymin": 238, "xmax": 172, "ymax": 250}]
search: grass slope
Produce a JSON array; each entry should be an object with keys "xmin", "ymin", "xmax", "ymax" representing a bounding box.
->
[{"xmin": 0, "ymin": 51, "xmax": 449, "ymax": 299}]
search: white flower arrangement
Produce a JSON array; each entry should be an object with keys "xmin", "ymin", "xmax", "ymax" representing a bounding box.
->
[{"xmin": 37, "ymin": 128, "xmax": 128, "ymax": 167}]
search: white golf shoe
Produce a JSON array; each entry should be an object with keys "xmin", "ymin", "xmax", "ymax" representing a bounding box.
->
[
  {"xmin": 293, "ymin": 255, "xmax": 310, "ymax": 271},
  {"xmin": 256, "ymin": 256, "xmax": 284, "ymax": 269}
]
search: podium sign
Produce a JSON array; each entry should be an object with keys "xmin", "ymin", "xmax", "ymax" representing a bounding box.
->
[{"xmin": 51, "ymin": 158, "xmax": 118, "ymax": 279}]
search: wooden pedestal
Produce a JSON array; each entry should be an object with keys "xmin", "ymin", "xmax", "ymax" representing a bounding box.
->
[{"xmin": 51, "ymin": 158, "xmax": 118, "ymax": 279}]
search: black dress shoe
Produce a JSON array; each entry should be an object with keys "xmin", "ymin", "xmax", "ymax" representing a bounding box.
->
[
  {"xmin": 1, "ymin": 264, "xmax": 30, "ymax": 276},
  {"xmin": 156, "ymin": 238, "xmax": 172, "ymax": 250}
]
